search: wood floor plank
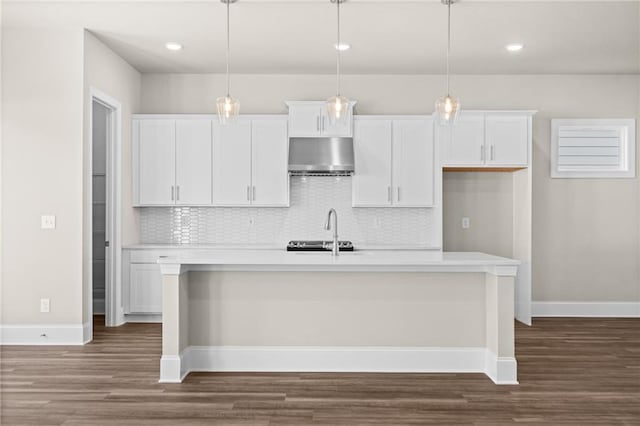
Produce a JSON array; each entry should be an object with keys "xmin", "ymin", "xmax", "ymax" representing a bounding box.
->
[{"xmin": 1, "ymin": 316, "xmax": 639, "ymax": 425}]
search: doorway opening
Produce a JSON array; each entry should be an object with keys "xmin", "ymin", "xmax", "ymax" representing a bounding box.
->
[
  {"xmin": 92, "ymin": 101, "xmax": 109, "ymax": 320},
  {"xmin": 87, "ymin": 89, "xmax": 122, "ymax": 341}
]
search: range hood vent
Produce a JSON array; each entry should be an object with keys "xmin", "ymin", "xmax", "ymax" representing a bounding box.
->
[{"xmin": 288, "ymin": 137, "xmax": 355, "ymax": 175}]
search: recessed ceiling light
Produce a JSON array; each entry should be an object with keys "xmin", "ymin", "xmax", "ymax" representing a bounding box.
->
[
  {"xmin": 335, "ymin": 43, "xmax": 351, "ymax": 51},
  {"xmin": 506, "ymin": 43, "xmax": 524, "ymax": 52},
  {"xmin": 165, "ymin": 42, "xmax": 183, "ymax": 51}
]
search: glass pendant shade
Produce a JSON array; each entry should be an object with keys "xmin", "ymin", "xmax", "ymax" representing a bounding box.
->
[
  {"xmin": 216, "ymin": 95, "xmax": 240, "ymax": 125},
  {"xmin": 435, "ymin": 95, "xmax": 460, "ymax": 126},
  {"xmin": 326, "ymin": 94, "xmax": 350, "ymax": 125}
]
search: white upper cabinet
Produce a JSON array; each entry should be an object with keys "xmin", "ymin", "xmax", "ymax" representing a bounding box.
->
[
  {"xmin": 485, "ymin": 115, "xmax": 529, "ymax": 166},
  {"xmin": 213, "ymin": 120, "xmax": 253, "ymax": 206},
  {"xmin": 352, "ymin": 119, "xmax": 393, "ymax": 206},
  {"xmin": 213, "ymin": 116, "xmax": 290, "ymax": 207},
  {"xmin": 137, "ymin": 120, "xmax": 176, "ymax": 205},
  {"xmin": 286, "ymin": 101, "xmax": 355, "ymax": 137},
  {"xmin": 393, "ymin": 119, "xmax": 434, "ymax": 207},
  {"xmin": 134, "ymin": 115, "xmax": 289, "ymax": 208},
  {"xmin": 251, "ymin": 118, "xmax": 289, "ymax": 206},
  {"xmin": 441, "ymin": 111, "xmax": 533, "ymax": 167},
  {"xmin": 135, "ymin": 118, "xmax": 213, "ymax": 206},
  {"xmin": 288, "ymin": 104, "xmax": 323, "ymax": 137},
  {"xmin": 175, "ymin": 119, "xmax": 213, "ymax": 205},
  {"xmin": 353, "ymin": 116, "xmax": 435, "ymax": 208},
  {"xmin": 442, "ymin": 113, "xmax": 485, "ymax": 166}
]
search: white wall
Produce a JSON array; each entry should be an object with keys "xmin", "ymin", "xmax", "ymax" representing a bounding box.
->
[
  {"xmin": 141, "ymin": 73, "xmax": 640, "ymax": 304},
  {"xmin": 83, "ymin": 31, "xmax": 141, "ymax": 326},
  {"xmin": 2, "ymin": 27, "xmax": 85, "ymax": 325},
  {"xmin": 0, "ymin": 27, "xmax": 140, "ymax": 331}
]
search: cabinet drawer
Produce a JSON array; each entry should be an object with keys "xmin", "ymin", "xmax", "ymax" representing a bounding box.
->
[{"xmin": 129, "ymin": 250, "xmax": 181, "ymax": 264}]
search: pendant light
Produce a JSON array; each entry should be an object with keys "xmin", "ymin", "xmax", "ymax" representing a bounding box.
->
[
  {"xmin": 326, "ymin": 0, "xmax": 349, "ymax": 125},
  {"xmin": 216, "ymin": 0, "xmax": 240, "ymax": 124},
  {"xmin": 435, "ymin": 0, "xmax": 460, "ymax": 125}
]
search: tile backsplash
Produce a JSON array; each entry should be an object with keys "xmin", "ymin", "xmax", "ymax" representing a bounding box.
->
[{"xmin": 140, "ymin": 176, "xmax": 439, "ymax": 248}]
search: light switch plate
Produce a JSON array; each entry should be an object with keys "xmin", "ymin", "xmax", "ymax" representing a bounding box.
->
[
  {"xmin": 41, "ymin": 215, "xmax": 56, "ymax": 229},
  {"xmin": 462, "ymin": 217, "xmax": 470, "ymax": 229}
]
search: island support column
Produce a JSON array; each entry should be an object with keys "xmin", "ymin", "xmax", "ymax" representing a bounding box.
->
[
  {"xmin": 159, "ymin": 263, "xmax": 189, "ymax": 383},
  {"xmin": 485, "ymin": 267, "xmax": 518, "ymax": 384}
]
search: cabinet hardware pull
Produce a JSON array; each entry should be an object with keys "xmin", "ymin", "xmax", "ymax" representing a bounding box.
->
[
  {"xmin": 397, "ymin": 187, "xmax": 401, "ymax": 202},
  {"xmin": 491, "ymin": 145, "xmax": 495, "ymax": 161},
  {"xmin": 322, "ymin": 116, "xmax": 325, "ymax": 132},
  {"xmin": 252, "ymin": 186, "xmax": 256, "ymax": 201},
  {"xmin": 247, "ymin": 186, "xmax": 251, "ymax": 201},
  {"xmin": 387, "ymin": 186, "xmax": 391, "ymax": 202},
  {"xmin": 176, "ymin": 186, "xmax": 180, "ymax": 201},
  {"xmin": 317, "ymin": 116, "xmax": 320, "ymax": 132},
  {"xmin": 171, "ymin": 186, "xmax": 174, "ymax": 201},
  {"xmin": 481, "ymin": 145, "xmax": 485, "ymax": 162}
]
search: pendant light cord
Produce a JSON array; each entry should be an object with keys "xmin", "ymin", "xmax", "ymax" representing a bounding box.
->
[
  {"xmin": 446, "ymin": 0, "xmax": 451, "ymax": 96},
  {"xmin": 336, "ymin": 0, "xmax": 341, "ymax": 96},
  {"xmin": 226, "ymin": 0, "xmax": 231, "ymax": 97}
]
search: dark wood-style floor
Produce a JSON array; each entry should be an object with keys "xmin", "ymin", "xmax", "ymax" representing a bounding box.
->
[{"xmin": 1, "ymin": 317, "xmax": 639, "ymax": 425}]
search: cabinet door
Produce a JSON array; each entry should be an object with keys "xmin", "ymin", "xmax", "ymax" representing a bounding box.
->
[
  {"xmin": 129, "ymin": 263, "xmax": 162, "ymax": 314},
  {"xmin": 321, "ymin": 106, "xmax": 353, "ymax": 137},
  {"xmin": 442, "ymin": 114, "xmax": 485, "ymax": 166},
  {"xmin": 213, "ymin": 121, "xmax": 252, "ymax": 206},
  {"xmin": 251, "ymin": 119, "xmax": 289, "ymax": 206},
  {"xmin": 352, "ymin": 119, "xmax": 393, "ymax": 206},
  {"xmin": 138, "ymin": 120, "xmax": 176, "ymax": 205},
  {"xmin": 392, "ymin": 119, "xmax": 434, "ymax": 207},
  {"xmin": 175, "ymin": 119, "xmax": 213, "ymax": 205},
  {"xmin": 485, "ymin": 115, "xmax": 528, "ymax": 166},
  {"xmin": 288, "ymin": 105, "xmax": 321, "ymax": 137}
]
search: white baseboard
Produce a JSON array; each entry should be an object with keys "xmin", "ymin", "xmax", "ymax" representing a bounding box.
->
[
  {"xmin": 0, "ymin": 323, "xmax": 90, "ymax": 345},
  {"xmin": 484, "ymin": 351, "xmax": 518, "ymax": 385},
  {"xmin": 159, "ymin": 346, "xmax": 516, "ymax": 385},
  {"xmin": 159, "ymin": 354, "xmax": 188, "ymax": 383},
  {"xmin": 532, "ymin": 302, "xmax": 640, "ymax": 318},
  {"xmin": 124, "ymin": 314, "xmax": 162, "ymax": 323}
]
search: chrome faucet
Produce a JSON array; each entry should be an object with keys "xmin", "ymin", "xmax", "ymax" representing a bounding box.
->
[{"xmin": 324, "ymin": 208, "xmax": 339, "ymax": 256}]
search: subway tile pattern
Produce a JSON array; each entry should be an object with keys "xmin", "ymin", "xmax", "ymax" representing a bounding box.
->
[{"xmin": 140, "ymin": 177, "xmax": 437, "ymax": 247}]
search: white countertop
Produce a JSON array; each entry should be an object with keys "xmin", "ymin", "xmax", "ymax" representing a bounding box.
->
[
  {"xmin": 156, "ymin": 250, "xmax": 520, "ymax": 276},
  {"xmin": 124, "ymin": 244, "xmax": 439, "ymax": 250}
]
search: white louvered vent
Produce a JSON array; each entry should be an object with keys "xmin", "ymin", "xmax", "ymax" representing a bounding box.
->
[{"xmin": 551, "ymin": 119, "xmax": 636, "ymax": 178}]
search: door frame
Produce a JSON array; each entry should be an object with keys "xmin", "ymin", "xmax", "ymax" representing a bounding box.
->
[{"xmin": 87, "ymin": 88, "xmax": 123, "ymax": 341}]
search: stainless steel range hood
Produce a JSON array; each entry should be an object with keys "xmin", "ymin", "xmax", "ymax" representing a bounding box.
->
[{"xmin": 288, "ymin": 137, "xmax": 354, "ymax": 175}]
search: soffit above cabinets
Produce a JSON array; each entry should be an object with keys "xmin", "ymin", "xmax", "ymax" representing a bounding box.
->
[{"xmin": 3, "ymin": 1, "xmax": 638, "ymax": 74}]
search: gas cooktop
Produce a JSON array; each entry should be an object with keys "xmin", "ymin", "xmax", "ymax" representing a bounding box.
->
[{"xmin": 286, "ymin": 240, "xmax": 354, "ymax": 252}]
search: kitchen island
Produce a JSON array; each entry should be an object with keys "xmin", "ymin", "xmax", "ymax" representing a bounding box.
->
[{"xmin": 157, "ymin": 250, "xmax": 519, "ymax": 385}]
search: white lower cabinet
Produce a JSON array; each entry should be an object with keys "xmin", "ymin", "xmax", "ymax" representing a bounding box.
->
[
  {"xmin": 353, "ymin": 116, "xmax": 435, "ymax": 207},
  {"xmin": 128, "ymin": 263, "xmax": 162, "ymax": 314},
  {"xmin": 123, "ymin": 249, "xmax": 177, "ymax": 317}
]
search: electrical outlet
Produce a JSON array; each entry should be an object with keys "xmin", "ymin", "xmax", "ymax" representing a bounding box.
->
[
  {"xmin": 462, "ymin": 217, "xmax": 470, "ymax": 229},
  {"xmin": 41, "ymin": 215, "xmax": 56, "ymax": 229},
  {"xmin": 40, "ymin": 298, "xmax": 50, "ymax": 313}
]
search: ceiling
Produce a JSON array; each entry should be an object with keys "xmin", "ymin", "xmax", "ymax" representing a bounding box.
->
[{"xmin": 3, "ymin": 0, "xmax": 639, "ymax": 74}]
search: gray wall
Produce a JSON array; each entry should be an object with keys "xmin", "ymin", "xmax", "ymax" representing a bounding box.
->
[{"xmin": 141, "ymin": 73, "xmax": 640, "ymax": 304}]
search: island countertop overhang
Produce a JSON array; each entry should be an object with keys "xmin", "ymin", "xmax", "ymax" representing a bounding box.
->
[{"xmin": 156, "ymin": 250, "xmax": 520, "ymax": 276}]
